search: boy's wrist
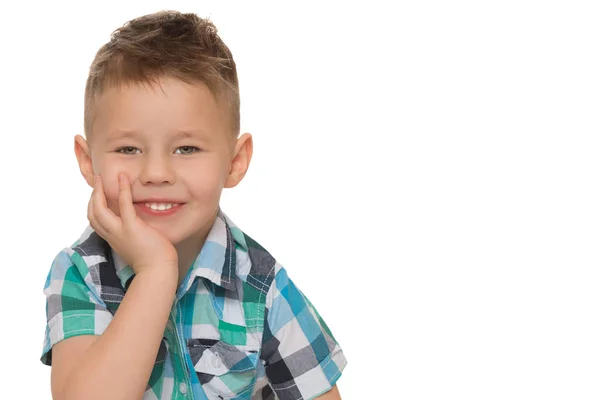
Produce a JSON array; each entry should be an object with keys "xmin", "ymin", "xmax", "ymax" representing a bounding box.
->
[{"xmin": 134, "ymin": 265, "xmax": 179, "ymax": 290}]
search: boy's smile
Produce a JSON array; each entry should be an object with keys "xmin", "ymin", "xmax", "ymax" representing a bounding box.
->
[
  {"xmin": 133, "ymin": 201, "xmax": 184, "ymax": 217},
  {"xmin": 74, "ymin": 76, "xmax": 252, "ymax": 273}
]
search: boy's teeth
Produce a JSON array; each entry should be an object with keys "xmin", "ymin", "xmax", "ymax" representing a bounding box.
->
[{"xmin": 145, "ymin": 203, "xmax": 175, "ymax": 211}]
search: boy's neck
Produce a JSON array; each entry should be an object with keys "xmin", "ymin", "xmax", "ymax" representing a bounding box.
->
[{"xmin": 174, "ymin": 208, "xmax": 220, "ymax": 286}]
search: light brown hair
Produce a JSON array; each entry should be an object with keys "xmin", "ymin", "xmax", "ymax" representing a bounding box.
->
[{"xmin": 84, "ymin": 10, "xmax": 240, "ymax": 137}]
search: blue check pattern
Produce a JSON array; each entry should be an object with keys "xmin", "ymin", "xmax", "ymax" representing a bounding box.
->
[{"xmin": 41, "ymin": 209, "xmax": 346, "ymax": 399}]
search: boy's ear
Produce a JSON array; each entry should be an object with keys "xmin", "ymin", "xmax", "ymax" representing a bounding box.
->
[
  {"xmin": 224, "ymin": 133, "xmax": 253, "ymax": 188},
  {"xmin": 74, "ymin": 135, "xmax": 95, "ymax": 188}
]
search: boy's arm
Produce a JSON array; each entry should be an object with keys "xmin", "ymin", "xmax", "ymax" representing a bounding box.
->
[
  {"xmin": 314, "ymin": 385, "xmax": 341, "ymax": 400},
  {"xmin": 315, "ymin": 385, "xmax": 342, "ymax": 400},
  {"xmin": 51, "ymin": 267, "xmax": 177, "ymax": 400}
]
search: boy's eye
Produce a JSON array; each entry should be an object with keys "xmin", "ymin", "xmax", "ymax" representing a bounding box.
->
[
  {"xmin": 175, "ymin": 146, "xmax": 200, "ymax": 155},
  {"xmin": 116, "ymin": 146, "xmax": 141, "ymax": 155},
  {"xmin": 115, "ymin": 146, "xmax": 199, "ymax": 155}
]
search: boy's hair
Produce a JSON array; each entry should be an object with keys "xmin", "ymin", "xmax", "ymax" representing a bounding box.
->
[{"xmin": 84, "ymin": 10, "xmax": 240, "ymax": 137}]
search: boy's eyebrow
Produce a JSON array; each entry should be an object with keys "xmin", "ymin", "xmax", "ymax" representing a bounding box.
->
[
  {"xmin": 105, "ymin": 129, "xmax": 209, "ymax": 142},
  {"xmin": 107, "ymin": 130, "xmax": 139, "ymax": 140},
  {"xmin": 172, "ymin": 129, "xmax": 208, "ymax": 139}
]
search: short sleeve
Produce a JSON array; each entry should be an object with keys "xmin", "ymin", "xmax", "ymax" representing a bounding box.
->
[
  {"xmin": 260, "ymin": 264, "xmax": 347, "ymax": 400},
  {"xmin": 41, "ymin": 250, "xmax": 113, "ymax": 365}
]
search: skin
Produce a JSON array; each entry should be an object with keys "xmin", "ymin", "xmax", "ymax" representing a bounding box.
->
[{"xmin": 51, "ymin": 76, "xmax": 341, "ymax": 399}]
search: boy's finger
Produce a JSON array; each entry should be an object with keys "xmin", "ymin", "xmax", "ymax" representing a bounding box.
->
[
  {"xmin": 87, "ymin": 192, "xmax": 105, "ymax": 238},
  {"xmin": 118, "ymin": 173, "xmax": 137, "ymax": 225},
  {"xmin": 93, "ymin": 175, "xmax": 121, "ymax": 234},
  {"xmin": 87, "ymin": 195, "xmax": 95, "ymax": 227},
  {"xmin": 87, "ymin": 178, "xmax": 98, "ymax": 226}
]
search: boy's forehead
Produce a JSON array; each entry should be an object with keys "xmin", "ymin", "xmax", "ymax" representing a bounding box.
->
[{"xmin": 90, "ymin": 78, "xmax": 231, "ymax": 143}]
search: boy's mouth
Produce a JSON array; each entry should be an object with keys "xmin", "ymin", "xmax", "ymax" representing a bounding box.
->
[
  {"xmin": 133, "ymin": 200, "xmax": 185, "ymax": 216},
  {"xmin": 141, "ymin": 202, "xmax": 181, "ymax": 211}
]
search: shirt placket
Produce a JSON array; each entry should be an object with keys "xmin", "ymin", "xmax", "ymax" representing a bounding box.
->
[{"xmin": 166, "ymin": 304, "xmax": 192, "ymax": 400}]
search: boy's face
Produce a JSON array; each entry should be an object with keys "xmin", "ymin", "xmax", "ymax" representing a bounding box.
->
[{"xmin": 74, "ymin": 76, "xmax": 252, "ymax": 246}]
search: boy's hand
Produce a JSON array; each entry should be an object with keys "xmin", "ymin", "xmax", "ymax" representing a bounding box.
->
[{"xmin": 87, "ymin": 173, "xmax": 178, "ymax": 276}]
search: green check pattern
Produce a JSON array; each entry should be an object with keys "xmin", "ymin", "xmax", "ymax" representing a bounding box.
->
[{"xmin": 41, "ymin": 209, "xmax": 346, "ymax": 399}]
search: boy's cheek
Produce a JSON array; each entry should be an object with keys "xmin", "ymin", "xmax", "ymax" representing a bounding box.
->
[
  {"xmin": 106, "ymin": 199, "xmax": 122, "ymax": 217},
  {"xmin": 102, "ymin": 175, "xmax": 120, "ymax": 197},
  {"xmin": 100, "ymin": 175, "xmax": 123, "ymax": 213},
  {"xmin": 105, "ymin": 194, "xmax": 122, "ymax": 217}
]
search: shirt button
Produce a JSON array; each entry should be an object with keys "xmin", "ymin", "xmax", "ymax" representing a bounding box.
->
[
  {"xmin": 212, "ymin": 353, "xmax": 222, "ymax": 368},
  {"xmin": 179, "ymin": 382, "xmax": 187, "ymax": 395}
]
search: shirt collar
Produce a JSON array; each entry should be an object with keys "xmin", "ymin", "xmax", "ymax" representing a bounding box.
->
[{"xmin": 112, "ymin": 208, "xmax": 248, "ymax": 293}]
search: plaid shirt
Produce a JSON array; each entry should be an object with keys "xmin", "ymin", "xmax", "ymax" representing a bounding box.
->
[{"xmin": 41, "ymin": 209, "xmax": 346, "ymax": 399}]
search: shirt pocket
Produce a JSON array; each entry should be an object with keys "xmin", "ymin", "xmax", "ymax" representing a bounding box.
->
[{"xmin": 187, "ymin": 338, "xmax": 259, "ymax": 399}]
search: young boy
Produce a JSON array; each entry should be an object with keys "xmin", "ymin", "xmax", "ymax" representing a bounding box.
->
[{"xmin": 40, "ymin": 10, "xmax": 346, "ymax": 400}]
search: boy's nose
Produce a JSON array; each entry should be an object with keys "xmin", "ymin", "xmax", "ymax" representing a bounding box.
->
[{"xmin": 139, "ymin": 154, "xmax": 176, "ymax": 185}]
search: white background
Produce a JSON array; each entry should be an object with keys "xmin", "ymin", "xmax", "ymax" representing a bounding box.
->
[{"xmin": 1, "ymin": 0, "xmax": 599, "ymax": 399}]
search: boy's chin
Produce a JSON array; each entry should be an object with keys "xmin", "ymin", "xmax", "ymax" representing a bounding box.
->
[
  {"xmin": 151, "ymin": 228, "xmax": 184, "ymax": 245},
  {"xmin": 152, "ymin": 226, "xmax": 197, "ymax": 247}
]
